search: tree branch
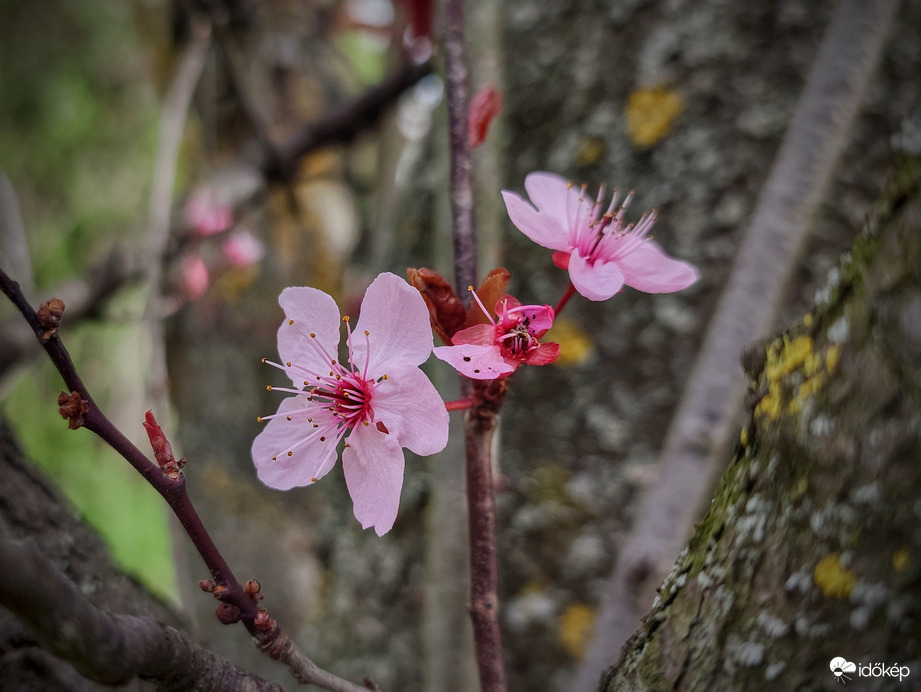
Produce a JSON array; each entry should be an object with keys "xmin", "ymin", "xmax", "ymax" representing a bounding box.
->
[{"xmin": 0, "ymin": 534, "xmax": 282, "ymax": 692}]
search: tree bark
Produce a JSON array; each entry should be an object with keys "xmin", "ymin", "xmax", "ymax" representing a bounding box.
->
[{"xmin": 600, "ymin": 156, "xmax": 921, "ymax": 690}]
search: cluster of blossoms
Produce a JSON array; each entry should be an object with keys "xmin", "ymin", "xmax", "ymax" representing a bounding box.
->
[
  {"xmin": 252, "ymin": 171, "xmax": 698, "ymax": 534},
  {"xmin": 180, "ymin": 186, "xmax": 266, "ymax": 300}
]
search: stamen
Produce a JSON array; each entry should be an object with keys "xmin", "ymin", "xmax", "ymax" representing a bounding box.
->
[{"xmin": 468, "ymin": 286, "xmax": 495, "ymax": 324}]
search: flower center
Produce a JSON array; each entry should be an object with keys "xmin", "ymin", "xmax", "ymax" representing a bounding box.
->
[
  {"xmin": 567, "ymin": 183, "xmax": 656, "ymax": 265},
  {"xmin": 259, "ymin": 317, "xmax": 388, "ymax": 461}
]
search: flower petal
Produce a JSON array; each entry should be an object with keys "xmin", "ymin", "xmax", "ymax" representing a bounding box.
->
[
  {"xmin": 342, "ymin": 424, "xmax": 405, "ymax": 536},
  {"xmin": 277, "ymin": 287, "xmax": 341, "ymax": 387},
  {"xmin": 251, "ymin": 396, "xmax": 338, "ymax": 490},
  {"xmin": 433, "ymin": 343, "xmax": 516, "ymax": 380},
  {"xmin": 451, "ymin": 323, "xmax": 496, "ymax": 346},
  {"xmin": 371, "ymin": 365, "xmax": 450, "ymax": 456},
  {"xmin": 616, "ymin": 241, "xmax": 700, "ymax": 293},
  {"xmin": 501, "ymin": 190, "xmax": 571, "ymax": 252},
  {"xmin": 525, "ymin": 341, "xmax": 560, "ymax": 366},
  {"xmin": 568, "ymin": 251, "xmax": 625, "ymax": 301},
  {"xmin": 352, "ymin": 272, "xmax": 434, "ymax": 375},
  {"xmin": 523, "ymin": 172, "xmax": 576, "ymax": 223}
]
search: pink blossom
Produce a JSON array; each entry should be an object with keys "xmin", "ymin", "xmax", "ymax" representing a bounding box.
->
[
  {"xmin": 222, "ymin": 229, "xmax": 266, "ymax": 268},
  {"xmin": 433, "ymin": 292, "xmax": 559, "ymax": 380},
  {"xmin": 501, "ymin": 172, "xmax": 699, "ymax": 301},
  {"xmin": 185, "ymin": 187, "xmax": 233, "ymax": 236},
  {"xmin": 252, "ymin": 272, "xmax": 449, "ymax": 536},
  {"xmin": 181, "ymin": 254, "xmax": 210, "ymax": 299}
]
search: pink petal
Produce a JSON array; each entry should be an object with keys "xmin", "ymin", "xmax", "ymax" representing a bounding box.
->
[
  {"xmin": 352, "ymin": 272, "xmax": 434, "ymax": 375},
  {"xmin": 525, "ymin": 341, "xmax": 560, "ymax": 366},
  {"xmin": 451, "ymin": 323, "xmax": 496, "ymax": 346},
  {"xmin": 433, "ymin": 343, "xmax": 516, "ymax": 380},
  {"xmin": 342, "ymin": 423, "xmax": 405, "ymax": 536},
  {"xmin": 251, "ymin": 397, "xmax": 339, "ymax": 490},
  {"xmin": 371, "ymin": 365, "xmax": 449, "ymax": 456},
  {"xmin": 277, "ymin": 287, "xmax": 341, "ymax": 388},
  {"xmin": 501, "ymin": 190, "xmax": 571, "ymax": 252},
  {"xmin": 568, "ymin": 250, "xmax": 625, "ymax": 301},
  {"xmin": 616, "ymin": 241, "xmax": 700, "ymax": 293},
  {"xmin": 517, "ymin": 304, "xmax": 554, "ymax": 335},
  {"xmin": 523, "ymin": 171, "xmax": 576, "ymax": 224}
]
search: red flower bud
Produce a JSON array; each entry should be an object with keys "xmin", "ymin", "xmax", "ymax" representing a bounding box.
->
[{"xmin": 467, "ymin": 86, "xmax": 503, "ymax": 149}]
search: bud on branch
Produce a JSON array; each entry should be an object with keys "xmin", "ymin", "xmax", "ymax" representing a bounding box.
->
[{"xmin": 142, "ymin": 410, "xmax": 186, "ymax": 478}]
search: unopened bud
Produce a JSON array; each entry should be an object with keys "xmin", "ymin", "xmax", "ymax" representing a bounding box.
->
[
  {"xmin": 215, "ymin": 602, "xmax": 241, "ymax": 625},
  {"xmin": 57, "ymin": 391, "xmax": 89, "ymax": 430},
  {"xmin": 37, "ymin": 298, "xmax": 65, "ymax": 340}
]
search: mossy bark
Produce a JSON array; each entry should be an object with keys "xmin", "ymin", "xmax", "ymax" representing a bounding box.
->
[{"xmin": 600, "ymin": 157, "xmax": 921, "ymax": 690}]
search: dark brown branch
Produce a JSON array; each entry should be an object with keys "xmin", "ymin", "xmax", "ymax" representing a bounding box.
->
[
  {"xmin": 263, "ymin": 60, "xmax": 433, "ymax": 182},
  {"xmin": 444, "ymin": 0, "xmax": 477, "ymax": 306},
  {"xmin": 0, "ymin": 535, "xmax": 281, "ymax": 692}
]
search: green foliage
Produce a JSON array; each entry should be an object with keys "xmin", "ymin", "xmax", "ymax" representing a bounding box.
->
[{"xmin": 0, "ymin": 1, "xmax": 174, "ymax": 598}]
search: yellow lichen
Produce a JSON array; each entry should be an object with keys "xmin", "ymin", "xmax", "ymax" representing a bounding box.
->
[
  {"xmin": 625, "ymin": 87, "xmax": 684, "ymax": 148},
  {"xmin": 547, "ymin": 317, "xmax": 594, "ymax": 366},
  {"xmin": 765, "ymin": 334, "xmax": 814, "ymax": 381},
  {"xmin": 826, "ymin": 344, "xmax": 841, "ymax": 374},
  {"xmin": 892, "ymin": 546, "xmax": 911, "ymax": 573},
  {"xmin": 803, "ymin": 313, "xmax": 814, "ymax": 327},
  {"xmin": 814, "ymin": 553, "xmax": 856, "ymax": 599},
  {"xmin": 559, "ymin": 604, "xmax": 597, "ymax": 659},
  {"xmin": 756, "ymin": 383, "xmax": 783, "ymax": 420}
]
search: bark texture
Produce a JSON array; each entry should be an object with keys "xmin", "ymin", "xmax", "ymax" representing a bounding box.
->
[
  {"xmin": 0, "ymin": 418, "xmax": 180, "ymax": 690},
  {"xmin": 600, "ymin": 156, "xmax": 921, "ymax": 690}
]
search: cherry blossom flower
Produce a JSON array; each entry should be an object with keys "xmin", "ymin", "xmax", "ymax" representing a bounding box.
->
[
  {"xmin": 181, "ymin": 253, "xmax": 210, "ymax": 299},
  {"xmin": 222, "ymin": 229, "xmax": 266, "ymax": 268},
  {"xmin": 501, "ymin": 172, "xmax": 699, "ymax": 301},
  {"xmin": 252, "ymin": 272, "xmax": 449, "ymax": 536},
  {"xmin": 433, "ymin": 290, "xmax": 559, "ymax": 380},
  {"xmin": 185, "ymin": 186, "xmax": 233, "ymax": 236}
]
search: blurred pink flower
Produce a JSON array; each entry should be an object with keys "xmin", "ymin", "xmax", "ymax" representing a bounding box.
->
[
  {"xmin": 501, "ymin": 172, "xmax": 699, "ymax": 301},
  {"xmin": 185, "ymin": 187, "xmax": 233, "ymax": 236},
  {"xmin": 252, "ymin": 272, "xmax": 449, "ymax": 536},
  {"xmin": 433, "ymin": 292, "xmax": 559, "ymax": 380},
  {"xmin": 181, "ymin": 254, "xmax": 210, "ymax": 299},
  {"xmin": 222, "ymin": 229, "xmax": 265, "ymax": 268}
]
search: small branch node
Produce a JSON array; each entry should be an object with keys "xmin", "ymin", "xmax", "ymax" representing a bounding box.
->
[{"xmin": 57, "ymin": 391, "xmax": 89, "ymax": 430}]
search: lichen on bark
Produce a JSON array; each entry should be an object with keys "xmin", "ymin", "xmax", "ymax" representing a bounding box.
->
[{"xmin": 601, "ymin": 156, "xmax": 921, "ymax": 691}]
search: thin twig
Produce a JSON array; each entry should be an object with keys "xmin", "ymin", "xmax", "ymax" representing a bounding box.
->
[
  {"xmin": 265, "ymin": 60, "xmax": 434, "ymax": 182},
  {"xmin": 575, "ymin": 0, "xmax": 900, "ymax": 686},
  {"xmin": 444, "ymin": 0, "xmax": 507, "ymax": 689},
  {"xmin": 445, "ymin": 0, "xmax": 477, "ymax": 307},
  {"xmin": 0, "ymin": 270, "xmax": 375, "ymax": 692}
]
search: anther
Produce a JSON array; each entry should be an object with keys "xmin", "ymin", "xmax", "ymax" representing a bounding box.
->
[
  {"xmin": 266, "ymin": 385, "xmax": 273, "ymax": 391},
  {"xmin": 257, "ymin": 416, "xmax": 263, "ymax": 422},
  {"xmin": 289, "ymin": 319, "xmax": 294, "ymax": 325},
  {"xmin": 287, "ymin": 451, "xmax": 293, "ymax": 456},
  {"xmin": 261, "ymin": 357, "xmax": 267, "ymax": 363},
  {"xmin": 286, "ymin": 362, "xmax": 292, "ymax": 367},
  {"xmin": 342, "ymin": 316, "xmax": 350, "ymax": 323},
  {"xmin": 310, "ymin": 332, "xmax": 316, "ymax": 338}
]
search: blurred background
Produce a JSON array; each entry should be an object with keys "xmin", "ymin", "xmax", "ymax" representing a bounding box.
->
[{"xmin": 1, "ymin": 0, "xmax": 919, "ymax": 690}]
